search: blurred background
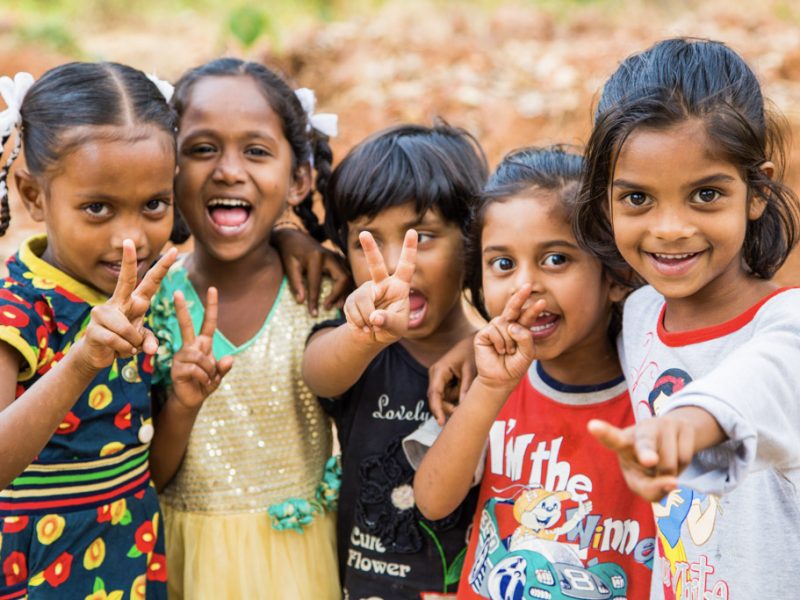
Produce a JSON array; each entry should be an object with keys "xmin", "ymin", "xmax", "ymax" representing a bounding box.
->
[{"xmin": 2, "ymin": 0, "xmax": 800, "ymax": 281}]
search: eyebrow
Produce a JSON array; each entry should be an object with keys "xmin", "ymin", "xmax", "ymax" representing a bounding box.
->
[
  {"xmin": 182, "ymin": 129, "xmax": 279, "ymax": 144},
  {"xmin": 78, "ymin": 190, "xmax": 173, "ymax": 201},
  {"xmin": 483, "ymin": 240, "xmax": 579, "ymax": 254},
  {"xmin": 612, "ymin": 173, "xmax": 737, "ymax": 190}
]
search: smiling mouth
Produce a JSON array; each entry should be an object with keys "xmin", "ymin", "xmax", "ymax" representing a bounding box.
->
[
  {"xmin": 207, "ymin": 198, "xmax": 252, "ymax": 234},
  {"xmin": 646, "ymin": 250, "xmax": 705, "ymax": 275},
  {"xmin": 408, "ymin": 289, "xmax": 428, "ymax": 329},
  {"xmin": 529, "ymin": 311, "xmax": 559, "ymax": 339}
]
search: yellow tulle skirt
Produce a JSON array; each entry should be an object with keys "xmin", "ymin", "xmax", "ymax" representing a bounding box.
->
[{"xmin": 161, "ymin": 502, "xmax": 341, "ymax": 599}]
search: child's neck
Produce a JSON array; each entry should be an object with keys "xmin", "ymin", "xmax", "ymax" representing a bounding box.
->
[
  {"xmin": 539, "ymin": 334, "xmax": 621, "ymax": 388},
  {"xmin": 185, "ymin": 243, "xmax": 284, "ymax": 347},
  {"xmin": 661, "ymin": 275, "xmax": 778, "ymax": 332},
  {"xmin": 400, "ymin": 304, "xmax": 476, "ymax": 368}
]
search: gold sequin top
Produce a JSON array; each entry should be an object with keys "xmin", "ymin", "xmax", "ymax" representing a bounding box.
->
[{"xmin": 152, "ymin": 266, "xmax": 337, "ymax": 514}]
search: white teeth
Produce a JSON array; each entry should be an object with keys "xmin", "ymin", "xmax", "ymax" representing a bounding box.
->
[
  {"xmin": 531, "ymin": 322, "xmax": 554, "ymax": 332},
  {"xmin": 208, "ymin": 198, "xmax": 250, "ymax": 208},
  {"xmin": 653, "ymin": 252, "xmax": 695, "ymax": 260}
]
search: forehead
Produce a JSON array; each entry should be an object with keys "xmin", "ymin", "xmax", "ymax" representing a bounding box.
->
[
  {"xmin": 51, "ymin": 132, "xmax": 175, "ymax": 195},
  {"xmin": 347, "ymin": 202, "xmax": 451, "ymax": 234},
  {"xmin": 613, "ymin": 120, "xmax": 733, "ymax": 179},
  {"xmin": 483, "ymin": 193, "xmax": 575, "ymax": 243},
  {"xmin": 179, "ymin": 75, "xmax": 283, "ymax": 134}
]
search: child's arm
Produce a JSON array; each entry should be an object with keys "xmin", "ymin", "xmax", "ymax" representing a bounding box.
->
[
  {"xmin": 427, "ymin": 333, "xmax": 478, "ymax": 425},
  {"xmin": 303, "ymin": 229, "xmax": 417, "ymax": 398},
  {"xmin": 0, "ymin": 241, "xmax": 176, "ymax": 489},
  {"xmin": 588, "ymin": 408, "xmax": 725, "ymax": 502},
  {"xmin": 414, "ymin": 286, "xmax": 545, "ymax": 519},
  {"xmin": 149, "ymin": 288, "xmax": 233, "ymax": 490},
  {"xmin": 272, "ymin": 227, "xmax": 352, "ymax": 316}
]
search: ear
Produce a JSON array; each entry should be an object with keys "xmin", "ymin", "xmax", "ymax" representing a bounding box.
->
[
  {"xmin": 748, "ymin": 161, "xmax": 774, "ymax": 221},
  {"xmin": 287, "ymin": 163, "xmax": 313, "ymax": 207},
  {"xmin": 607, "ymin": 277, "xmax": 629, "ymax": 304},
  {"xmin": 14, "ymin": 170, "xmax": 46, "ymax": 222}
]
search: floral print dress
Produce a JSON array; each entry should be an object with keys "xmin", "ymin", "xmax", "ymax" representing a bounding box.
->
[{"xmin": 0, "ymin": 236, "xmax": 166, "ymax": 600}]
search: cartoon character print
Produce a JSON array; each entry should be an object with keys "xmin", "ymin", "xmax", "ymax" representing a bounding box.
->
[
  {"xmin": 648, "ymin": 369, "xmax": 721, "ymax": 600},
  {"xmin": 469, "ymin": 487, "xmax": 627, "ymax": 600}
]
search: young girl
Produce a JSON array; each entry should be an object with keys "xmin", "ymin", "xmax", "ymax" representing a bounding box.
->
[
  {"xmin": 413, "ymin": 147, "xmax": 656, "ymax": 600},
  {"xmin": 149, "ymin": 58, "xmax": 341, "ymax": 599},
  {"xmin": 303, "ymin": 122, "xmax": 487, "ymax": 599},
  {"xmin": 576, "ymin": 38, "xmax": 800, "ymax": 598},
  {"xmin": 0, "ymin": 63, "xmax": 225, "ymax": 599}
]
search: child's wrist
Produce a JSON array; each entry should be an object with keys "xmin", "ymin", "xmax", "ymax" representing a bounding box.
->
[
  {"xmin": 69, "ymin": 339, "xmax": 105, "ymax": 378},
  {"xmin": 472, "ymin": 375, "xmax": 518, "ymax": 401}
]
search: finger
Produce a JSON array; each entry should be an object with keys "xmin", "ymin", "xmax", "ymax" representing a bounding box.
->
[
  {"xmin": 132, "ymin": 247, "xmax": 178, "ymax": 303},
  {"xmin": 322, "ymin": 253, "xmax": 351, "ymax": 310},
  {"xmin": 142, "ymin": 329, "xmax": 159, "ymax": 355},
  {"xmin": 654, "ymin": 422, "xmax": 678, "ymax": 476},
  {"xmin": 459, "ymin": 360, "xmax": 476, "ymax": 404},
  {"xmin": 198, "ymin": 287, "xmax": 219, "ymax": 339},
  {"xmin": 92, "ymin": 306, "xmax": 145, "ymax": 350},
  {"xmin": 501, "ymin": 284, "xmax": 533, "ymax": 323},
  {"xmin": 393, "ymin": 229, "xmax": 418, "ymax": 283},
  {"xmin": 443, "ymin": 401, "xmax": 457, "ymax": 418},
  {"xmin": 633, "ymin": 426, "xmax": 660, "ymax": 469},
  {"xmin": 343, "ymin": 295, "xmax": 367, "ymax": 330},
  {"xmin": 284, "ymin": 255, "xmax": 305, "ymax": 304},
  {"xmin": 484, "ymin": 321, "xmax": 510, "ymax": 355},
  {"xmin": 587, "ymin": 419, "xmax": 633, "ymax": 454},
  {"xmin": 427, "ymin": 365, "xmax": 452, "ymax": 426},
  {"xmin": 176, "ymin": 347, "xmax": 218, "ymax": 379},
  {"xmin": 110, "ymin": 240, "xmax": 139, "ymax": 306},
  {"xmin": 507, "ymin": 322, "xmax": 535, "ymax": 360},
  {"xmin": 370, "ymin": 308, "xmax": 406, "ymax": 335},
  {"xmin": 359, "ymin": 231, "xmax": 390, "ymax": 283},
  {"xmin": 174, "ymin": 291, "xmax": 196, "ymax": 346},
  {"xmin": 217, "ymin": 355, "xmax": 234, "ymax": 378},
  {"xmin": 93, "ymin": 329, "xmax": 140, "ymax": 358},
  {"xmin": 677, "ymin": 424, "xmax": 696, "ymax": 473},
  {"xmin": 305, "ymin": 252, "xmax": 323, "ymax": 317},
  {"xmin": 353, "ymin": 289, "xmax": 378, "ymax": 331},
  {"xmin": 634, "ymin": 475, "xmax": 679, "ymax": 503},
  {"xmin": 518, "ymin": 298, "xmax": 548, "ymax": 329},
  {"xmin": 176, "ymin": 363, "xmax": 214, "ymax": 387}
]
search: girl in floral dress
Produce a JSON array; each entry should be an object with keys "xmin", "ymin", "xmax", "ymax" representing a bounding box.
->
[{"xmin": 0, "ymin": 63, "xmax": 225, "ymax": 598}]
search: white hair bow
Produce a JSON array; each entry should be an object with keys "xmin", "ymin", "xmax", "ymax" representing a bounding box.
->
[
  {"xmin": 146, "ymin": 73, "xmax": 174, "ymax": 103},
  {"xmin": 294, "ymin": 88, "xmax": 338, "ymax": 138},
  {"xmin": 0, "ymin": 72, "xmax": 35, "ymax": 138}
]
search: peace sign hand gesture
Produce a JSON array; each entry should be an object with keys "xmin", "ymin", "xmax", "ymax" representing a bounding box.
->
[
  {"xmin": 169, "ymin": 287, "xmax": 233, "ymax": 410},
  {"xmin": 474, "ymin": 284, "xmax": 546, "ymax": 392},
  {"xmin": 78, "ymin": 241, "xmax": 177, "ymax": 372},
  {"xmin": 343, "ymin": 230, "xmax": 418, "ymax": 345}
]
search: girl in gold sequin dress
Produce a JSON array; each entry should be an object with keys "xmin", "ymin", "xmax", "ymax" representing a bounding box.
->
[{"xmin": 149, "ymin": 58, "xmax": 341, "ymax": 599}]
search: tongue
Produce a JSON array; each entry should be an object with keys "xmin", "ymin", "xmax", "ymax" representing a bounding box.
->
[
  {"xmin": 210, "ymin": 207, "xmax": 248, "ymax": 227},
  {"xmin": 409, "ymin": 293, "xmax": 426, "ymax": 312},
  {"xmin": 535, "ymin": 313, "xmax": 558, "ymax": 326}
]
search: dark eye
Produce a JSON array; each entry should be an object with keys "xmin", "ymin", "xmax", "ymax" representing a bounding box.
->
[
  {"xmin": 417, "ymin": 232, "xmax": 435, "ymax": 244},
  {"xmin": 543, "ymin": 253, "xmax": 567, "ymax": 267},
  {"xmin": 83, "ymin": 203, "xmax": 110, "ymax": 217},
  {"xmin": 489, "ymin": 256, "xmax": 514, "ymax": 273},
  {"xmin": 625, "ymin": 192, "xmax": 648, "ymax": 207},
  {"xmin": 694, "ymin": 188, "xmax": 719, "ymax": 203},
  {"xmin": 188, "ymin": 143, "xmax": 215, "ymax": 155},
  {"xmin": 144, "ymin": 198, "xmax": 170, "ymax": 216},
  {"xmin": 246, "ymin": 146, "xmax": 270, "ymax": 157}
]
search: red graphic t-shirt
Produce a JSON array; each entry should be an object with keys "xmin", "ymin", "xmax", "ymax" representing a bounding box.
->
[{"xmin": 457, "ymin": 363, "xmax": 655, "ymax": 600}]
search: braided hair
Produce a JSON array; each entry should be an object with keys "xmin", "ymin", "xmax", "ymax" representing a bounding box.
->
[
  {"xmin": 171, "ymin": 58, "xmax": 332, "ymax": 243},
  {"xmin": 0, "ymin": 62, "xmax": 176, "ymax": 237}
]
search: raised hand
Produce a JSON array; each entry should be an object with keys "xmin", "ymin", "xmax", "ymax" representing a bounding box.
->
[
  {"xmin": 343, "ymin": 229, "xmax": 417, "ymax": 344},
  {"xmin": 170, "ymin": 287, "xmax": 233, "ymax": 410},
  {"xmin": 473, "ymin": 284, "xmax": 547, "ymax": 390},
  {"xmin": 80, "ymin": 241, "xmax": 177, "ymax": 371},
  {"xmin": 587, "ymin": 418, "xmax": 686, "ymax": 502}
]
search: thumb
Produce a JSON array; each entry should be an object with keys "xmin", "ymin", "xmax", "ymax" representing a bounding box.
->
[
  {"xmin": 507, "ymin": 323, "xmax": 535, "ymax": 360},
  {"xmin": 369, "ymin": 309, "xmax": 406, "ymax": 336},
  {"xmin": 218, "ymin": 355, "xmax": 234, "ymax": 378}
]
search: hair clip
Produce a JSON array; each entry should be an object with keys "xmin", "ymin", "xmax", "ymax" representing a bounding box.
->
[
  {"xmin": 146, "ymin": 73, "xmax": 174, "ymax": 103},
  {"xmin": 0, "ymin": 72, "xmax": 35, "ymax": 138},
  {"xmin": 294, "ymin": 88, "xmax": 338, "ymax": 138}
]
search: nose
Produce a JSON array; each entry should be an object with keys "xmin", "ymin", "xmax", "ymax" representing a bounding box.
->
[
  {"xmin": 381, "ymin": 243, "xmax": 403, "ymax": 276},
  {"xmin": 650, "ymin": 203, "xmax": 696, "ymax": 242},
  {"xmin": 514, "ymin": 262, "xmax": 545, "ymax": 296},
  {"xmin": 212, "ymin": 149, "xmax": 246, "ymax": 185},
  {"xmin": 110, "ymin": 214, "xmax": 148, "ymax": 254}
]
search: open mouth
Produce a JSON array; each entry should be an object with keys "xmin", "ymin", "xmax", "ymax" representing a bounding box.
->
[
  {"xmin": 646, "ymin": 250, "xmax": 704, "ymax": 275},
  {"xmin": 529, "ymin": 311, "xmax": 560, "ymax": 339},
  {"xmin": 207, "ymin": 198, "xmax": 252, "ymax": 234},
  {"xmin": 101, "ymin": 259, "xmax": 147, "ymax": 279},
  {"xmin": 408, "ymin": 289, "xmax": 428, "ymax": 329}
]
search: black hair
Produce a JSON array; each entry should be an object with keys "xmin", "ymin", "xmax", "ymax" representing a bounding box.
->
[
  {"xmin": 575, "ymin": 37, "xmax": 799, "ymax": 279},
  {"xmin": 467, "ymin": 146, "xmax": 599, "ymax": 321},
  {"xmin": 323, "ymin": 121, "xmax": 488, "ymax": 256},
  {"xmin": 0, "ymin": 62, "xmax": 177, "ymax": 237},
  {"xmin": 171, "ymin": 57, "xmax": 332, "ymax": 244}
]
